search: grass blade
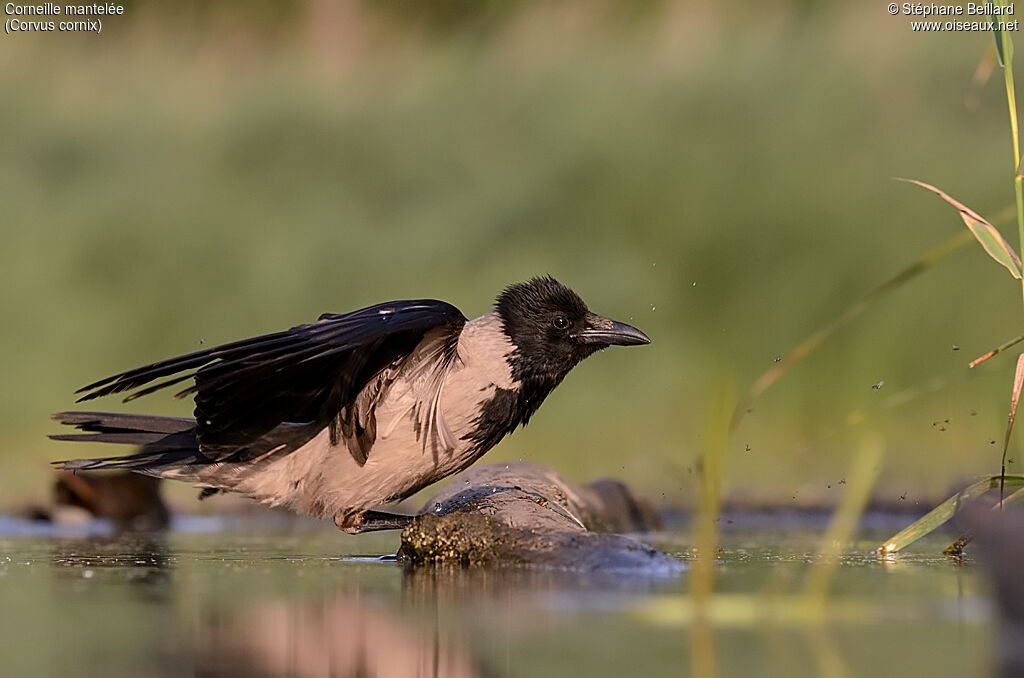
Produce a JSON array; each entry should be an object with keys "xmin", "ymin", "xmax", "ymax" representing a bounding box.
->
[
  {"xmin": 803, "ymin": 435, "xmax": 884, "ymax": 604},
  {"xmin": 897, "ymin": 178, "xmax": 1022, "ymax": 279},
  {"xmin": 693, "ymin": 380, "xmax": 731, "ymax": 600},
  {"xmin": 733, "ymin": 229, "xmax": 974, "ymax": 427},
  {"xmin": 994, "ymin": 12, "xmax": 1011, "ymax": 66},
  {"xmin": 969, "ymin": 333, "xmax": 1024, "ymax": 368},
  {"xmin": 691, "ymin": 379, "xmax": 733, "ymax": 678},
  {"xmin": 994, "ymin": 0, "xmax": 1024, "ymax": 302},
  {"xmin": 999, "ymin": 352, "xmax": 1024, "ymax": 492},
  {"xmin": 876, "ymin": 474, "xmax": 1024, "ymax": 553}
]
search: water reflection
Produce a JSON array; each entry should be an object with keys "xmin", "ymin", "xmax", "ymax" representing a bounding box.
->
[
  {"xmin": 196, "ymin": 592, "xmax": 482, "ymax": 678},
  {"xmin": 0, "ymin": 526, "xmax": 995, "ymax": 678},
  {"xmin": 401, "ymin": 562, "xmax": 678, "ymax": 604},
  {"xmin": 190, "ymin": 565, "xmax": 680, "ymax": 677}
]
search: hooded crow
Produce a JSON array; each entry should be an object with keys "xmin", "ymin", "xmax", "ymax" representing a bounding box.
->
[{"xmin": 51, "ymin": 276, "xmax": 650, "ymax": 533}]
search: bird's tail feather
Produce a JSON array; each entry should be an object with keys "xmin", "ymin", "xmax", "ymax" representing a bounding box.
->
[{"xmin": 50, "ymin": 411, "xmax": 205, "ymax": 476}]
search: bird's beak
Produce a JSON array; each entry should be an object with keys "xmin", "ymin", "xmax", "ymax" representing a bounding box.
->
[{"xmin": 574, "ymin": 314, "xmax": 651, "ymax": 346}]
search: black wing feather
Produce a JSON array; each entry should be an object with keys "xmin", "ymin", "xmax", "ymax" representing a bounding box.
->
[{"xmin": 73, "ymin": 300, "xmax": 466, "ymax": 458}]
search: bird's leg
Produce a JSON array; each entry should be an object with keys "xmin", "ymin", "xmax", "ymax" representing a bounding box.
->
[{"xmin": 335, "ymin": 509, "xmax": 414, "ymax": 534}]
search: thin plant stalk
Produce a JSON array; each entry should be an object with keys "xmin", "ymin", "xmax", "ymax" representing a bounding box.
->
[
  {"xmin": 803, "ymin": 435, "xmax": 884, "ymax": 606},
  {"xmin": 732, "ymin": 229, "xmax": 975, "ymax": 430},
  {"xmin": 1001, "ymin": 353, "xmax": 1024, "ymax": 499},
  {"xmin": 995, "ymin": 6, "xmax": 1024, "ymax": 272},
  {"xmin": 690, "ymin": 379, "xmax": 732, "ymax": 678},
  {"xmin": 970, "ymin": 332, "xmax": 1024, "ymax": 368},
  {"xmin": 995, "ymin": 0, "xmax": 1024, "ymax": 477}
]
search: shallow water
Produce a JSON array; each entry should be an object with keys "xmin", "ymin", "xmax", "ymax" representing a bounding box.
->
[{"xmin": 0, "ymin": 514, "xmax": 995, "ymax": 677}]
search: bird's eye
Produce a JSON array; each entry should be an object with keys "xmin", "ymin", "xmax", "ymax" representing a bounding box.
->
[{"xmin": 552, "ymin": 316, "xmax": 570, "ymax": 331}]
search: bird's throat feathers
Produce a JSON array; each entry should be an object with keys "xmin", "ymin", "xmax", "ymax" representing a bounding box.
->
[{"xmin": 463, "ymin": 373, "xmax": 562, "ymax": 455}]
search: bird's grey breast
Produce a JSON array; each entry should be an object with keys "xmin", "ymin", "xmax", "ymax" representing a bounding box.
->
[{"xmin": 373, "ymin": 311, "xmax": 517, "ymax": 461}]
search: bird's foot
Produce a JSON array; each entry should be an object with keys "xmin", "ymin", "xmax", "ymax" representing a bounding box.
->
[{"xmin": 335, "ymin": 509, "xmax": 414, "ymax": 534}]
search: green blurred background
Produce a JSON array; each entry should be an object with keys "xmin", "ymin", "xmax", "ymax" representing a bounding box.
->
[{"xmin": 2, "ymin": 0, "xmax": 1022, "ymax": 512}]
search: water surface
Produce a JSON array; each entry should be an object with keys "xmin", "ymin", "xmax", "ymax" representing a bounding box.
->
[{"xmin": 0, "ymin": 515, "xmax": 994, "ymax": 677}]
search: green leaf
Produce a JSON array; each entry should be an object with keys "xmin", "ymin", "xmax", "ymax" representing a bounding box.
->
[
  {"xmin": 898, "ymin": 178, "xmax": 1022, "ymax": 279},
  {"xmin": 1003, "ymin": 22, "xmax": 1015, "ymax": 65},
  {"xmin": 994, "ymin": 20, "xmax": 1007, "ymax": 67},
  {"xmin": 993, "ymin": 3, "xmax": 1015, "ymax": 66}
]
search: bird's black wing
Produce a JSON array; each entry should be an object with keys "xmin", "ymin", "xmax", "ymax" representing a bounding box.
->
[{"xmin": 74, "ymin": 299, "xmax": 467, "ymax": 459}]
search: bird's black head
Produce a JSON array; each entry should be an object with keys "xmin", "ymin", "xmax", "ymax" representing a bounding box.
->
[
  {"xmin": 465, "ymin": 276, "xmax": 650, "ymax": 455},
  {"xmin": 495, "ymin": 276, "xmax": 650, "ymax": 387}
]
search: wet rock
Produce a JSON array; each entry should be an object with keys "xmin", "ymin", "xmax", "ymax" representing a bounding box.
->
[
  {"xmin": 397, "ymin": 462, "xmax": 682, "ymax": 573},
  {"xmin": 578, "ymin": 478, "xmax": 663, "ymax": 533}
]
